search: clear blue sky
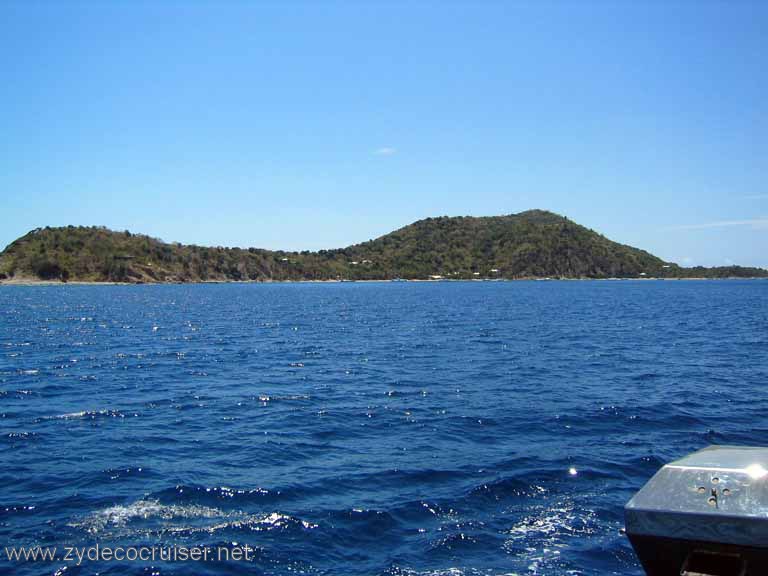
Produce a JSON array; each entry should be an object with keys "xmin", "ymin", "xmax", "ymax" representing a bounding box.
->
[{"xmin": 1, "ymin": 1, "xmax": 766, "ymax": 267}]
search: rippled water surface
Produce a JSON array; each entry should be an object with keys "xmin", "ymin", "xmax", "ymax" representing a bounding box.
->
[{"xmin": 1, "ymin": 281, "xmax": 767, "ymax": 575}]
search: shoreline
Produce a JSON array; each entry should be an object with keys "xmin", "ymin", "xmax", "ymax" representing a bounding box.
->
[{"xmin": 1, "ymin": 276, "xmax": 766, "ymax": 286}]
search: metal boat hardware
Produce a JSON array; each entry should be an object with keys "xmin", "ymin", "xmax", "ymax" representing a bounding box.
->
[{"xmin": 625, "ymin": 446, "xmax": 768, "ymax": 576}]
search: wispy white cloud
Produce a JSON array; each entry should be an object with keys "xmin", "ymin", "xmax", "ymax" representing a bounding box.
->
[
  {"xmin": 374, "ymin": 147, "xmax": 397, "ymax": 156},
  {"xmin": 667, "ymin": 219, "xmax": 768, "ymax": 231}
]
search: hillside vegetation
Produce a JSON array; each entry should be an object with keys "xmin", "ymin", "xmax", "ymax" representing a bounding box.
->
[{"xmin": 1, "ymin": 210, "xmax": 765, "ymax": 282}]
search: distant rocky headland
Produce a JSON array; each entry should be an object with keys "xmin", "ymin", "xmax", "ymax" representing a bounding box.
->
[{"xmin": 0, "ymin": 210, "xmax": 765, "ymax": 283}]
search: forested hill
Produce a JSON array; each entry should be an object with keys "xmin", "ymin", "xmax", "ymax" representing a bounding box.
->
[{"xmin": 1, "ymin": 210, "xmax": 765, "ymax": 282}]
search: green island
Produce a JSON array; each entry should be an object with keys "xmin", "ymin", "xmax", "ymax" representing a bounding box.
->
[{"xmin": 1, "ymin": 210, "xmax": 765, "ymax": 283}]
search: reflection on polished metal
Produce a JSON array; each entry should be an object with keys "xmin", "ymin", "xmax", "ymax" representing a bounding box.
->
[{"xmin": 625, "ymin": 446, "xmax": 768, "ymax": 576}]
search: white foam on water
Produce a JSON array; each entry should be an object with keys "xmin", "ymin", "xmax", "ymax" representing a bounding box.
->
[
  {"xmin": 70, "ymin": 498, "xmax": 317, "ymax": 536},
  {"xmin": 164, "ymin": 511, "xmax": 318, "ymax": 535},
  {"xmin": 70, "ymin": 499, "xmax": 227, "ymax": 533},
  {"xmin": 390, "ymin": 568, "xmax": 521, "ymax": 576},
  {"xmin": 502, "ymin": 496, "xmax": 597, "ymax": 575},
  {"xmin": 42, "ymin": 409, "xmax": 129, "ymax": 420}
]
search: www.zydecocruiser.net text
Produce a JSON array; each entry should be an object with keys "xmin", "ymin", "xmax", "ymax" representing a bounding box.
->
[{"xmin": 4, "ymin": 544, "xmax": 256, "ymax": 566}]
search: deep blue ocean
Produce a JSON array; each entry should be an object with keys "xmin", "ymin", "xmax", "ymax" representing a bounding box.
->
[{"xmin": 1, "ymin": 280, "xmax": 767, "ymax": 576}]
